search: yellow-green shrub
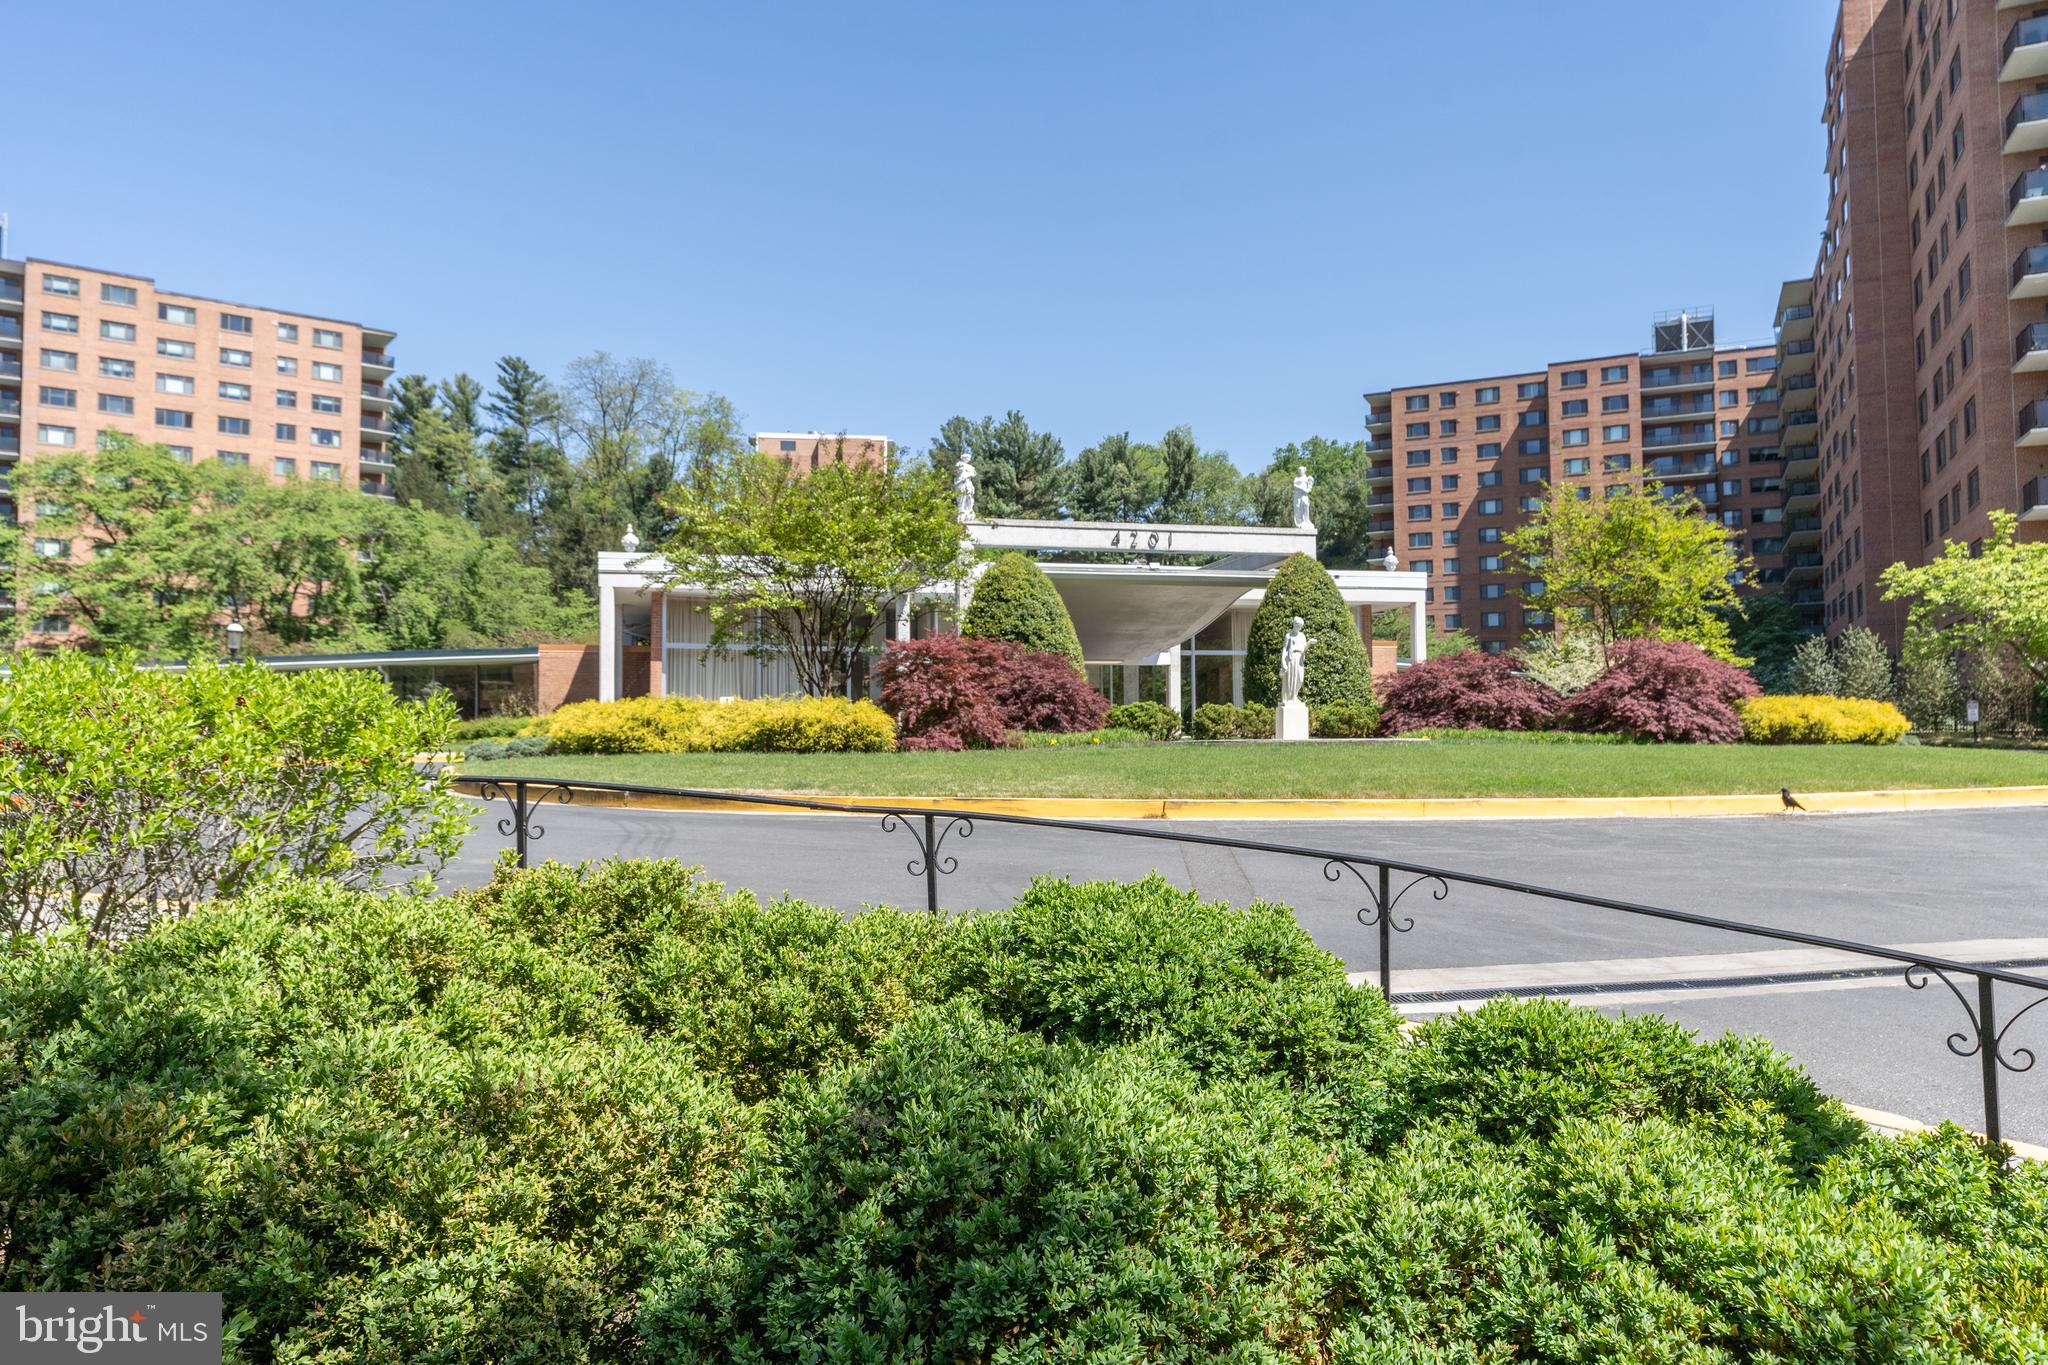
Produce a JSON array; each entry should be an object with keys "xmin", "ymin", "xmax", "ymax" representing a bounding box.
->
[
  {"xmin": 546, "ymin": 695, "xmax": 895, "ymax": 754},
  {"xmin": 1739, "ymin": 694, "xmax": 1911, "ymax": 745}
]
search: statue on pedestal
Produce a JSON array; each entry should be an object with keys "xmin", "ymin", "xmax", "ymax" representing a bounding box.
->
[
  {"xmin": 1290, "ymin": 466, "xmax": 1315, "ymax": 531},
  {"xmin": 1276, "ymin": 615, "xmax": 1314, "ymax": 741},
  {"xmin": 954, "ymin": 456, "xmax": 978, "ymax": 521}
]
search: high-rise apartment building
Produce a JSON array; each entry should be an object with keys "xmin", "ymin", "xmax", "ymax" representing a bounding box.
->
[
  {"xmin": 1786, "ymin": 0, "xmax": 2048, "ymax": 645},
  {"xmin": 0, "ymin": 253, "xmax": 398, "ymax": 533},
  {"xmin": 1364, "ymin": 311, "xmax": 1786, "ymax": 655}
]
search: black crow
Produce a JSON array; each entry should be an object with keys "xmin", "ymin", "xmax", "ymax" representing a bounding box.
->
[{"xmin": 1780, "ymin": 787, "xmax": 1806, "ymax": 812}]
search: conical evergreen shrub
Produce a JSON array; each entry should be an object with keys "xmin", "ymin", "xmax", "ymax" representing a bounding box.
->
[
  {"xmin": 961, "ymin": 552, "xmax": 1085, "ymax": 672},
  {"xmin": 1244, "ymin": 553, "xmax": 1374, "ymax": 708}
]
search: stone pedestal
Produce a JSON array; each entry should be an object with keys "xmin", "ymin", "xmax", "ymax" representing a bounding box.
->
[{"xmin": 1275, "ymin": 699, "xmax": 1310, "ymax": 741}]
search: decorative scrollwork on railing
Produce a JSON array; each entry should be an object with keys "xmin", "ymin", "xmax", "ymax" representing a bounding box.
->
[
  {"xmin": 880, "ymin": 812, "xmax": 975, "ymax": 879},
  {"xmin": 1321, "ymin": 860, "xmax": 1441, "ymax": 933},
  {"xmin": 1993, "ymin": 989, "xmax": 2048, "ymax": 1075},
  {"xmin": 1904, "ymin": 962, "xmax": 1983, "ymax": 1060},
  {"xmin": 476, "ymin": 779, "xmax": 576, "ymax": 859}
]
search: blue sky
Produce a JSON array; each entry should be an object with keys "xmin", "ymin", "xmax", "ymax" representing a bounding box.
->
[{"xmin": 6, "ymin": 0, "xmax": 1837, "ymax": 470}]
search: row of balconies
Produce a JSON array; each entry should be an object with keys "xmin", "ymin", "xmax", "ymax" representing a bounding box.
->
[{"xmin": 1640, "ymin": 363, "xmax": 1715, "ymax": 392}]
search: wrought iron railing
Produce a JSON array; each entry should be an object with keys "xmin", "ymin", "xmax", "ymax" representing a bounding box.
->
[{"xmin": 456, "ymin": 775, "xmax": 2048, "ymax": 1149}]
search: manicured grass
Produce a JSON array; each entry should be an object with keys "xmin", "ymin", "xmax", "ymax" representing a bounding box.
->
[{"xmin": 459, "ymin": 735, "xmax": 2048, "ymax": 799}]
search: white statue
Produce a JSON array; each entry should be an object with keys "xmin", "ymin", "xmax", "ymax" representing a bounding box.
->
[
  {"xmin": 1380, "ymin": 546, "xmax": 1397, "ymax": 572},
  {"xmin": 1279, "ymin": 615, "xmax": 1314, "ymax": 705},
  {"xmin": 954, "ymin": 455, "xmax": 978, "ymax": 521},
  {"xmin": 1290, "ymin": 465, "xmax": 1315, "ymax": 530},
  {"xmin": 621, "ymin": 523, "xmax": 641, "ymax": 554}
]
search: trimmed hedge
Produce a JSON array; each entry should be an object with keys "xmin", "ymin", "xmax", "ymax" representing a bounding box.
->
[
  {"xmin": 1244, "ymin": 554, "xmax": 1375, "ymax": 709},
  {"xmin": 1108, "ymin": 699, "xmax": 1182, "ymax": 740},
  {"xmin": 544, "ymin": 695, "xmax": 896, "ymax": 754},
  {"xmin": 961, "ymin": 552, "xmax": 1084, "ymax": 671},
  {"xmin": 1741, "ymin": 694, "xmax": 1912, "ymax": 745},
  {"xmin": 1190, "ymin": 700, "xmax": 1276, "ymax": 739}
]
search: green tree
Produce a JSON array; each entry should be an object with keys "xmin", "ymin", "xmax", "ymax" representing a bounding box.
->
[
  {"xmin": 961, "ymin": 552, "xmax": 1084, "ymax": 671},
  {"xmin": 1504, "ymin": 485, "xmax": 1749, "ymax": 663},
  {"xmin": 925, "ymin": 412, "xmax": 1067, "ymax": 520},
  {"xmin": 1897, "ymin": 627, "xmax": 1963, "ymax": 730},
  {"xmin": 1880, "ymin": 510, "xmax": 2048, "ymax": 688},
  {"xmin": 1720, "ymin": 593, "xmax": 1812, "ymax": 692},
  {"xmin": 1369, "ymin": 607, "xmax": 1477, "ymax": 661},
  {"xmin": 1833, "ymin": 625, "xmax": 1895, "ymax": 700},
  {"xmin": 391, "ymin": 405, "xmax": 484, "ymax": 521},
  {"xmin": 1070, "ymin": 432, "xmax": 1153, "ymax": 523},
  {"xmin": 1249, "ymin": 437, "xmax": 1376, "ymax": 567},
  {"xmin": 1788, "ymin": 634, "xmax": 1840, "ymax": 695},
  {"xmin": 1243, "ymin": 553, "xmax": 1374, "ymax": 708},
  {"xmin": 658, "ymin": 450, "xmax": 964, "ymax": 696},
  {"xmin": 1157, "ymin": 426, "xmax": 1198, "ymax": 522},
  {"xmin": 484, "ymin": 355, "xmax": 568, "ymax": 556},
  {"xmin": 440, "ymin": 372, "xmax": 485, "ymax": 437}
]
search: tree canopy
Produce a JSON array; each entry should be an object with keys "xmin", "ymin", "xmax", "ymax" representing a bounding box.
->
[
  {"xmin": 1505, "ymin": 485, "xmax": 1749, "ymax": 663},
  {"xmin": 1880, "ymin": 510, "xmax": 2048, "ymax": 685}
]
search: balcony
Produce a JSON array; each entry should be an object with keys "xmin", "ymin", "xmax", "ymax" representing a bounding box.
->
[
  {"xmin": 361, "ymin": 384, "xmax": 394, "ymax": 410},
  {"xmin": 1778, "ymin": 337, "xmax": 1815, "ymax": 376},
  {"xmin": 1783, "ymin": 480, "xmax": 1821, "ymax": 513},
  {"xmin": 360, "ymin": 448, "xmax": 395, "ymax": 468},
  {"xmin": 2021, "ymin": 399, "xmax": 2048, "ymax": 449},
  {"xmin": 1782, "ymin": 444, "xmax": 1820, "ymax": 477},
  {"xmin": 1640, "ymin": 364, "xmax": 1715, "ymax": 392},
  {"xmin": 1365, "ymin": 462, "xmax": 1392, "ymax": 486},
  {"xmin": 1366, "ymin": 409, "xmax": 1391, "ymax": 433},
  {"xmin": 0, "ymin": 437, "xmax": 18, "ymax": 457},
  {"xmin": 1643, "ymin": 452, "xmax": 1717, "ymax": 480},
  {"xmin": 0, "ymin": 317, "xmax": 21, "ymax": 344},
  {"xmin": 2006, "ymin": 93, "xmax": 2048, "ymax": 154},
  {"xmin": 1782, "ymin": 411, "xmax": 1819, "ymax": 439},
  {"xmin": 0, "ymin": 397, "xmax": 16, "ymax": 419},
  {"xmin": 1790, "ymin": 590, "xmax": 1824, "ymax": 609},
  {"xmin": 2004, "ymin": 16, "xmax": 2048, "ymax": 81},
  {"xmin": 2014, "ymin": 244, "xmax": 2048, "ymax": 300},
  {"xmin": 361, "ymin": 350, "xmax": 396, "ymax": 374},
  {"xmin": 2012, "ymin": 169, "xmax": 2048, "ymax": 228},
  {"xmin": 1642, "ymin": 425, "xmax": 1717, "ymax": 452},
  {"xmin": 1640, "ymin": 395, "xmax": 1716, "ymax": 420},
  {"xmin": 2024, "ymin": 475, "xmax": 2048, "ymax": 523},
  {"xmin": 361, "ymin": 417, "xmax": 396, "ymax": 438},
  {"xmin": 0, "ymin": 357, "xmax": 19, "ymax": 380},
  {"xmin": 1366, "ymin": 493, "xmax": 1393, "ymax": 508},
  {"xmin": 2016, "ymin": 321, "xmax": 2048, "ymax": 372},
  {"xmin": 0, "ymin": 277, "xmax": 21, "ymax": 308},
  {"xmin": 1776, "ymin": 303, "xmax": 1815, "ymax": 342},
  {"xmin": 1785, "ymin": 516, "xmax": 1822, "ymax": 548},
  {"xmin": 1779, "ymin": 374, "xmax": 1817, "ymax": 411},
  {"xmin": 1367, "ymin": 519, "xmax": 1394, "ymax": 536}
]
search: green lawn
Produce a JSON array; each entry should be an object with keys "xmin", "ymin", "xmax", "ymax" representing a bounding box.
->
[{"xmin": 458, "ymin": 736, "xmax": 2048, "ymax": 800}]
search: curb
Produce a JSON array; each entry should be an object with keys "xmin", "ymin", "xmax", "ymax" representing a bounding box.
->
[{"xmin": 448, "ymin": 777, "xmax": 2048, "ymax": 821}]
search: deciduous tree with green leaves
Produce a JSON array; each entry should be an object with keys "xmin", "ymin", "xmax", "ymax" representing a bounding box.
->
[
  {"xmin": 1880, "ymin": 510, "xmax": 2048, "ymax": 687},
  {"xmin": 658, "ymin": 450, "xmax": 964, "ymax": 697},
  {"xmin": 1505, "ymin": 485, "xmax": 1749, "ymax": 663}
]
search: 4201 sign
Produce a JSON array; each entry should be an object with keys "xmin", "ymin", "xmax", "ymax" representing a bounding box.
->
[{"xmin": 1108, "ymin": 528, "xmax": 1173, "ymax": 550}]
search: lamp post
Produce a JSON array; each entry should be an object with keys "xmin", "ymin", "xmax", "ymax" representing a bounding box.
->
[{"xmin": 224, "ymin": 620, "xmax": 245, "ymax": 663}]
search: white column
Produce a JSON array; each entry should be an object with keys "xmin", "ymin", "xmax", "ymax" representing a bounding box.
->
[
  {"xmin": 1165, "ymin": 644, "xmax": 1183, "ymax": 717},
  {"xmin": 1410, "ymin": 604, "xmax": 1428, "ymax": 666},
  {"xmin": 1121, "ymin": 662, "xmax": 1139, "ymax": 706},
  {"xmin": 598, "ymin": 584, "xmax": 619, "ymax": 701}
]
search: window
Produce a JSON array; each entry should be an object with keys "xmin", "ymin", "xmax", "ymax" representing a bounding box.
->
[
  {"xmin": 33, "ymin": 538, "xmax": 68, "ymax": 558},
  {"xmin": 218, "ymin": 382, "xmax": 251, "ymax": 401},
  {"xmin": 1600, "ymin": 364, "xmax": 1628, "ymax": 383},
  {"xmin": 158, "ymin": 338, "xmax": 196, "ymax": 359},
  {"xmin": 1408, "ymin": 505, "xmax": 1432, "ymax": 521},
  {"xmin": 1440, "ymin": 501, "xmax": 1460, "ymax": 518},
  {"xmin": 1719, "ymin": 389, "xmax": 1738, "ymax": 408},
  {"xmin": 41, "ymin": 274, "xmax": 80, "ymax": 297},
  {"xmin": 1477, "ymin": 498, "xmax": 1503, "ymax": 515},
  {"xmin": 1518, "ymin": 465, "xmax": 1544, "ymax": 483},
  {"xmin": 1407, "ymin": 477, "xmax": 1431, "ymax": 494},
  {"xmin": 1562, "ymin": 457, "xmax": 1590, "ymax": 475},
  {"xmin": 39, "ymin": 349, "xmax": 77, "ymax": 371},
  {"xmin": 1408, "ymin": 532, "xmax": 1433, "ymax": 549},
  {"xmin": 310, "ymin": 394, "xmax": 342, "ymax": 414},
  {"xmin": 218, "ymin": 416, "xmax": 251, "ymax": 436},
  {"xmin": 1475, "ymin": 386, "xmax": 1500, "ymax": 403},
  {"xmin": 216, "ymin": 451, "xmax": 250, "ymax": 468},
  {"xmin": 1559, "ymin": 369, "xmax": 1587, "ymax": 388},
  {"xmin": 311, "ymin": 461, "xmax": 341, "ymax": 481},
  {"xmin": 1438, "ymin": 419, "xmax": 1457, "ymax": 435},
  {"xmin": 1481, "ymin": 584, "xmax": 1506, "ymax": 599},
  {"xmin": 1405, "ymin": 422, "xmax": 1429, "ymax": 438},
  {"xmin": 157, "ymin": 374, "xmax": 194, "ymax": 395},
  {"xmin": 165, "ymin": 445, "xmax": 193, "ymax": 462},
  {"xmin": 1407, "ymin": 450, "xmax": 1431, "ymax": 467},
  {"xmin": 220, "ymin": 312, "xmax": 253, "ymax": 334},
  {"xmin": 1439, "ymin": 447, "xmax": 1458, "ymax": 464},
  {"xmin": 1517, "ymin": 381, "xmax": 1546, "ymax": 399},
  {"xmin": 276, "ymin": 390, "xmax": 298, "ymax": 408},
  {"xmin": 1517, "ymin": 438, "xmax": 1546, "ymax": 456},
  {"xmin": 100, "ymin": 283, "xmax": 138, "ymax": 306},
  {"xmin": 1719, "ymin": 359, "xmax": 1737, "ymax": 377},
  {"xmin": 99, "ymin": 357, "xmax": 135, "ymax": 379},
  {"xmin": 312, "ymin": 428, "xmax": 341, "ymax": 447},
  {"xmin": 1441, "ymin": 558, "xmax": 1459, "ymax": 575},
  {"xmin": 1517, "ymin": 411, "xmax": 1544, "ymax": 428},
  {"xmin": 37, "ymin": 386, "xmax": 76, "ymax": 408},
  {"xmin": 1519, "ymin": 495, "xmax": 1542, "ymax": 512},
  {"xmin": 36, "ymin": 424, "xmax": 76, "ymax": 447},
  {"xmin": 277, "ymin": 322, "xmax": 300, "ymax": 343},
  {"xmin": 1439, "ymin": 474, "xmax": 1460, "ymax": 491},
  {"xmin": 97, "ymin": 394, "xmax": 134, "ymax": 416},
  {"xmin": 219, "ymin": 348, "xmax": 252, "ymax": 368},
  {"xmin": 1602, "ymin": 424, "xmax": 1630, "ymax": 442},
  {"xmin": 1561, "ymin": 399, "xmax": 1588, "ymax": 417},
  {"xmin": 1601, "ymin": 395, "xmax": 1629, "ymax": 414},
  {"xmin": 1441, "ymin": 529, "xmax": 1460, "ymax": 546},
  {"xmin": 1440, "ymin": 585, "xmax": 1459, "ymax": 602},
  {"xmin": 1561, "ymin": 429, "xmax": 1589, "ymax": 446},
  {"xmin": 41, "ymin": 311, "xmax": 78, "ymax": 334},
  {"xmin": 1481, "ymin": 612, "xmax": 1506, "ymax": 629},
  {"xmin": 274, "ymin": 457, "xmax": 298, "ymax": 478},
  {"xmin": 1405, "ymin": 395, "xmax": 1430, "ymax": 412},
  {"xmin": 158, "ymin": 302, "xmax": 196, "ymax": 325},
  {"xmin": 1437, "ymin": 390, "xmax": 1458, "ymax": 407},
  {"xmin": 1476, "ymin": 414, "xmax": 1501, "ymax": 432},
  {"xmin": 276, "ymin": 356, "xmax": 299, "ymax": 376},
  {"xmin": 1477, "ymin": 442, "xmax": 1502, "ymax": 459},
  {"xmin": 275, "ymin": 423, "xmax": 298, "ymax": 442}
]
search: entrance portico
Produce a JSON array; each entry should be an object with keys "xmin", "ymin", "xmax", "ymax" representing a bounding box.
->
[{"xmin": 595, "ymin": 513, "xmax": 1429, "ymax": 708}]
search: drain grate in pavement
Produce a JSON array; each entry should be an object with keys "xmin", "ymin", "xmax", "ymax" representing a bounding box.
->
[{"xmin": 1392, "ymin": 957, "xmax": 2048, "ymax": 1007}]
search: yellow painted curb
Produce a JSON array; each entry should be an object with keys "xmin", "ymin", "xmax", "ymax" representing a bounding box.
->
[{"xmin": 449, "ymin": 776, "xmax": 2048, "ymax": 822}]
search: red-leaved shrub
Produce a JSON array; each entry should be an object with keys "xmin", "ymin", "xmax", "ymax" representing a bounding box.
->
[
  {"xmin": 1379, "ymin": 651, "xmax": 1559, "ymax": 734},
  {"xmin": 993, "ymin": 649, "xmax": 1110, "ymax": 735},
  {"xmin": 874, "ymin": 636, "xmax": 1107, "ymax": 750},
  {"xmin": 874, "ymin": 636, "xmax": 1012, "ymax": 751},
  {"xmin": 1562, "ymin": 639, "xmax": 1761, "ymax": 743}
]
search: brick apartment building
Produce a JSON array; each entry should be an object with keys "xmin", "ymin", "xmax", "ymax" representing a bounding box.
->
[
  {"xmin": 0, "ymin": 252, "xmax": 398, "ymax": 526},
  {"xmin": 1781, "ymin": 0, "xmax": 2048, "ymax": 647},
  {"xmin": 1364, "ymin": 311, "xmax": 1787, "ymax": 655},
  {"xmin": 754, "ymin": 431, "xmax": 894, "ymax": 469}
]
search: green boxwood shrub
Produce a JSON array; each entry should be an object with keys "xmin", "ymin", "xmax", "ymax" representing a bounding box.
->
[
  {"xmin": 1244, "ymin": 554, "xmax": 1375, "ymax": 709},
  {"xmin": 1190, "ymin": 700, "xmax": 1276, "ymax": 739},
  {"xmin": 1108, "ymin": 699, "xmax": 1182, "ymax": 740},
  {"xmin": 961, "ymin": 551, "xmax": 1084, "ymax": 671},
  {"xmin": 1310, "ymin": 700, "xmax": 1381, "ymax": 737}
]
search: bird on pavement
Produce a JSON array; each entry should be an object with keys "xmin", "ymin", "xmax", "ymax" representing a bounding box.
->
[{"xmin": 1780, "ymin": 787, "xmax": 1806, "ymax": 812}]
